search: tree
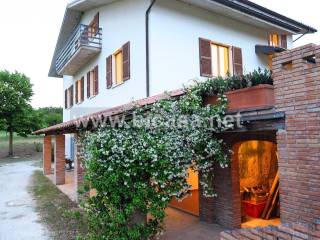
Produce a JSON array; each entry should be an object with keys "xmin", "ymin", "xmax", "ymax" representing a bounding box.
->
[
  {"xmin": 0, "ymin": 70, "xmax": 40, "ymax": 156},
  {"xmin": 36, "ymin": 107, "xmax": 63, "ymax": 128}
]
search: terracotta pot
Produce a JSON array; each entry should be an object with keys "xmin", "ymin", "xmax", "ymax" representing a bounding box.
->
[{"xmin": 204, "ymin": 84, "xmax": 275, "ymax": 111}]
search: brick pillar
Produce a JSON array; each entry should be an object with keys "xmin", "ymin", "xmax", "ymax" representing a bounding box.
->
[
  {"xmin": 54, "ymin": 134, "xmax": 65, "ymax": 185},
  {"xmin": 199, "ymin": 142, "xmax": 241, "ymax": 228},
  {"xmin": 43, "ymin": 135, "xmax": 52, "ymax": 175},
  {"xmin": 273, "ymin": 44, "xmax": 320, "ymax": 225},
  {"xmin": 74, "ymin": 134, "xmax": 85, "ymax": 202}
]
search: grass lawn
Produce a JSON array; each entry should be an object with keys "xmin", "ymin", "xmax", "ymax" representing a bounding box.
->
[
  {"xmin": 28, "ymin": 170, "xmax": 88, "ymax": 240},
  {"xmin": 0, "ymin": 131, "xmax": 43, "ymax": 160}
]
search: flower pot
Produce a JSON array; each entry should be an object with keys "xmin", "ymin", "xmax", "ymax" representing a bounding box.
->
[{"xmin": 204, "ymin": 84, "xmax": 275, "ymax": 111}]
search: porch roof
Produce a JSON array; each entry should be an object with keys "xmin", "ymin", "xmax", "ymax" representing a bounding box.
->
[{"xmin": 33, "ymin": 89, "xmax": 185, "ymax": 135}]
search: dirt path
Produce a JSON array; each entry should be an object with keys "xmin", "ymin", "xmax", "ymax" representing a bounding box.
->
[{"xmin": 0, "ymin": 160, "xmax": 49, "ymax": 240}]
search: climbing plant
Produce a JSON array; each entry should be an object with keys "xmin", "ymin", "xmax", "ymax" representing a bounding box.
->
[{"xmin": 79, "ymin": 77, "xmax": 235, "ymax": 239}]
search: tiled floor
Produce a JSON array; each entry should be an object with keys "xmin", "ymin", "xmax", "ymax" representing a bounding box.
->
[{"xmin": 161, "ymin": 208, "xmax": 223, "ymax": 240}]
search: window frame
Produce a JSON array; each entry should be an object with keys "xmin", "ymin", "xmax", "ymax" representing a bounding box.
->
[
  {"xmin": 112, "ymin": 48, "xmax": 124, "ymax": 87},
  {"xmin": 76, "ymin": 79, "xmax": 83, "ymax": 104},
  {"xmin": 210, "ymin": 41, "xmax": 232, "ymax": 78},
  {"xmin": 66, "ymin": 85, "xmax": 73, "ymax": 109}
]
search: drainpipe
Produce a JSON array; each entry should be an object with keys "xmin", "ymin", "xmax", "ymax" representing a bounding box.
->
[{"xmin": 146, "ymin": 0, "xmax": 156, "ymax": 97}]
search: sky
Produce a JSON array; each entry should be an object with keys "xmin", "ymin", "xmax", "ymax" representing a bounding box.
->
[{"xmin": 0, "ymin": 0, "xmax": 319, "ymax": 108}]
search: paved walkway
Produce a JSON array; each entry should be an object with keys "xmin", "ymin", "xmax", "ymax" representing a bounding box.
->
[{"xmin": 0, "ymin": 160, "xmax": 48, "ymax": 240}]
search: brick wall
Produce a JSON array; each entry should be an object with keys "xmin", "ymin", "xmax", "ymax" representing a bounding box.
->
[
  {"xmin": 273, "ymin": 44, "xmax": 320, "ymax": 225},
  {"xmin": 43, "ymin": 135, "xmax": 52, "ymax": 175},
  {"xmin": 54, "ymin": 134, "xmax": 65, "ymax": 185},
  {"xmin": 221, "ymin": 220, "xmax": 320, "ymax": 239}
]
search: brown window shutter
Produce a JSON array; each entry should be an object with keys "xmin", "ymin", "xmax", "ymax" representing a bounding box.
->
[
  {"xmin": 65, "ymin": 89, "xmax": 68, "ymax": 109},
  {"xmin": 94, "ymin": 65, "xmax": 99, "ymax": 95},
  {"xmin": 69, "ymin": 86, "xmax": 74, "ymax": 107},
  {"xmin": 106, "ymin": 55, "xmax": 113, "ymax": 89},
  {"xmin": 199, "ymin": 38, "xmax": 212, "ymax": 77},
  {"xmin": 281, "ymin": 34, "xmax": 287, "ymax": 49},
  {"xmin": 81, "ymin": 77, "xmax": 84, "ymax": 102},
  {"xmin": 232, "ymin": 46, "xmax": 243, "ymax": 76},
  {"xmin": 75, "ymin": 81, "xmax": 78, "ymax": 104},
  {"xmin": 87, "ymin": 71, "xmax": 91, "ymax": 98},
  {"xmin": 122, "ymin": 42, "xmax": 130, "ymax": 81}
]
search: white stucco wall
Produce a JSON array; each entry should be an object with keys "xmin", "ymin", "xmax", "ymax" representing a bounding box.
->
[{"xmin": 148, "ymin": 0, "xmax": 290, "ymax": 95}]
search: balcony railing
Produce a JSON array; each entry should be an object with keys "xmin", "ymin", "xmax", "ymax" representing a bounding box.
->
[{"xmin": 56, "ymin": 24, "xmax": 102, "ymax": 76}]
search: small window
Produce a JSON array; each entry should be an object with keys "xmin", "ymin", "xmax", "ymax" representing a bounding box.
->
[
  {"xmin": 114, "ymin": 50, "xmax": 124, "ymax": 85},
  {"xmin": 269, "ymin": 34, "xmax": 279, "ymax": 47},
  {"xmin": 211, "ymin": 43, "xmax": 230, "ymax": 77},
  {"xmin": 87, "ymin": 66, "xmax": 98, "ymax": 98},
  {"xmin": 75, "ymin": 77, "xmax": 84, "ymax": 104},
  {"xmin": 65, "ymin": 85, "xmax": 73, "ymax": 109}
]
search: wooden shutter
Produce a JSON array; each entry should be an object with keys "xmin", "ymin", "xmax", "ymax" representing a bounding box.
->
[
  {"xmin": 232, "ymin": 46, "xmax": 243, "ymax": 76},
  {"xmin": 94, "ymin": 65, "xmax": 99, "ymax": 95},
  {"xmin": 64, "ymin": 89, "xmax": 68, "ymax": 109},
  {"xmin": 75, "ymin": 81, "xmax": 78, "ymax": 104},
  {"xmin": 69, "ymin": 86, "xmax": 74, "ymax": 107},
  {"xmin": 87, "ymin": 71, "xmax": 91, "ymax": 98},
  {"xmin": 122, "ymin": 42, "xmax": 130, "ymax": 81},
  {"xmin": 81, "ymin": 77, "xmax": 84, "ymax": 102},
  {"xmin": 281, "ymin": 34, "xmax": 287, "ymax": 49},
  {"xmin": 199, "ymin": 38, "xmax": 212, "ymax": 77},
  {"xmin": 106, "ymin": 55, "xmax": 113, "ymax": 89}
]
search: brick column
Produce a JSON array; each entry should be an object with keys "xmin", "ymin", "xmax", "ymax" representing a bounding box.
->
[
  {"xmin": 273, "ymin": 44, "xmax": 320, "ymax": 225},
  {"xmin": 43, "ymin": 135, "xmax": 52, "ymax": 175},
  {"xmin": 74, "ymin": 134, "xmax": 85, "ymax": 202},
  {"xmin": 54, "ymin": 134, "xmax": 65, "ymax": 185},
  {"xmin": 199, "ymin": 142, "xmax": 241, "ymax": 228}
]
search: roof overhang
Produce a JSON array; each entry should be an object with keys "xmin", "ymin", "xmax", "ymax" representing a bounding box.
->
[{"xmin": 180, "ymin": 0, "xmax": 317, "ymax": 34}]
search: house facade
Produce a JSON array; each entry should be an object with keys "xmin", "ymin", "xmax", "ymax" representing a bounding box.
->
[{"xmin": 36, "ymin": 0, "xmax": 319, "ymax": 236}]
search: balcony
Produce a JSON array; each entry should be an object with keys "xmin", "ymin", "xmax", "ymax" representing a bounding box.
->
[{"xmin": 56, "ymin": 24, "xmax": 102, "ymax": 76}]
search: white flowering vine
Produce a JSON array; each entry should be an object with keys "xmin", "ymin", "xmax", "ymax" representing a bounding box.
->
[{"xmin": 79, "ymin": 77, "xmax": 233, "ymax": 239}]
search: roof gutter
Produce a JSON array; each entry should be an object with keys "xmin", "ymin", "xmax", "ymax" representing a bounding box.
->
[{"xmin": 145, "ymin": 0, "xmax": 156, "ymax": 98}]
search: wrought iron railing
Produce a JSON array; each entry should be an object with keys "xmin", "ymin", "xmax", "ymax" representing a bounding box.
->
[{"xmin": 56, "ymin": 24, "xmax": 102, "ymax": 74}]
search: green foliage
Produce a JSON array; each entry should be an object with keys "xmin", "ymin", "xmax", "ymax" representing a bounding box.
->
[
  {"xmin": 34, "ymin": 141, "xmax": 42, "ymax": 152},
  {"xmin": 0, "ymin": 70, "xmax": 41, "ymax": 155},
  {"xmin": 226, "ymin": 68, "xmax": 272, "ymax": 91},
  {"xmin": 79, "ymin": 77, "xmax": 234, "ymax": 239},
  {"xmin": 36, "ymin": 107, "xmax": 63, "ymax": 128}
]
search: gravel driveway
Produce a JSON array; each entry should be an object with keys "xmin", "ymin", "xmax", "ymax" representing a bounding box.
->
[{"xmin": 0, "ymin": 160, "xmax": 48, "ymax": 240}]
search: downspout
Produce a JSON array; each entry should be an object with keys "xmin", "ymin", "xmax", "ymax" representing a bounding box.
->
[{"xmin": 146, "ymin": 0, "xmax": 156, "ymax": 97}]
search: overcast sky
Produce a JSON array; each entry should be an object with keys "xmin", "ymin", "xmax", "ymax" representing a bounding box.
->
[{"xmin": 0, "ymin": 0, "xmax": 319, "ymax": 108}]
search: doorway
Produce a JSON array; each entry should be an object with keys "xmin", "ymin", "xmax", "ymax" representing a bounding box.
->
[{"xmin": 236, "ymin": 140, "xmax": 280, "ymax": 228}]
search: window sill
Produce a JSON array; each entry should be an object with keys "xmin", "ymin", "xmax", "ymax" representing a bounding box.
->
[{"xmin": 112, "ymin": 82, "xmax": 125, "ymax": 89}]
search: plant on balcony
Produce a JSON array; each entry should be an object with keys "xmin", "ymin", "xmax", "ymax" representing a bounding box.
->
[{"xmin": 78, "ymin": 77, "xmax": 234, "ymax": 239}]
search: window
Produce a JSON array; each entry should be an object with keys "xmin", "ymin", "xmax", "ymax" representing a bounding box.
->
[
  {"xmin": 115, "ymin": 50, "xmax": 124, "ymax": 85},
  {"xmin": 269, "ymin": 34, "xmax": 279, "ymax": 47},
  {"xmin": 75, "ymin": 77, "xmax": 84, "ymax": 104},
  {"xmin": 199, "ymin": 38, "xmax": 243, "ymax": 77},
  {"xmin": 211, "ymin": 43, "xmax": 229, "ymax": 77},
  {"xmin": 88, "ymin": 13, "xmax": 99, "ymax": 38},
  {"xmin": 87, "ymin": 66, "xmax": 99, "ymax": 98},
  {"xmin": 65, "ymin": 85, "xmax": 73, "ymax": 109},
  {"xmin": 106, "ymin": 42, "xmax": 130, "ymax": 88}
]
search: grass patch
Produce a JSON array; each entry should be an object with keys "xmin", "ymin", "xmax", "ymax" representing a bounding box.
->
[{"xmin": 28, "ymin": 170, "xmax": 88, "ymax": 240}]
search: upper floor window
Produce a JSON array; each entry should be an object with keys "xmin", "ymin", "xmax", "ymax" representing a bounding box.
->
[
  {"xmin": 199, "ymin": 38, "xmax": 243, "ymax": 77},
  {"xmin": 211, "ymin": 43, "xmax": 230, "ymax": 77},
  {"xmin": 87, "ymin": 65, "xmax": 99, "ymax": 98},
  {"xmin": 106, "ymin": 42, "xmax": 130, "ymax": 89},
  {"xmin": 268, "ymin": 34, "xmax": 287, "ymax": 49},
  {"xmin": 64, "ymin": 85, "xmax": 74, "ymax": 109},
  {"xmin": 75, "ymin": 77, "xmax": 84, "ymax": 104},
  {"xmin": 88, "ymin": 13, "xmax": 99, "ymax": 37}
]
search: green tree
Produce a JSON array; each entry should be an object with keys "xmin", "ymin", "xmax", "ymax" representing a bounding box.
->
[
  {"xmin": 0, "ymin": 70, "xmax": 40, "ymax": 156},
  {"xmin": 36, "ymin": 107, "xmax": 63, "ymax": 128}
]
